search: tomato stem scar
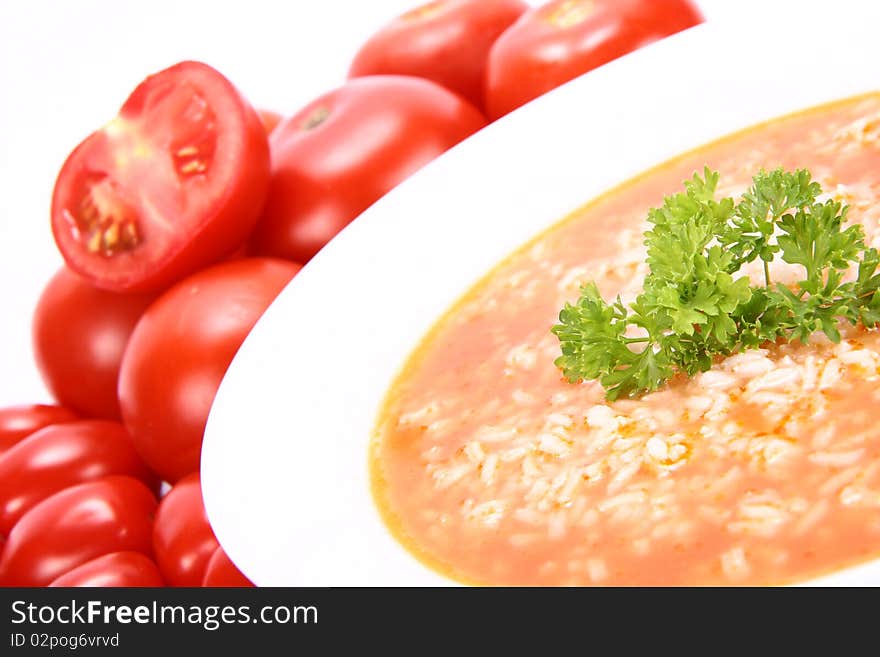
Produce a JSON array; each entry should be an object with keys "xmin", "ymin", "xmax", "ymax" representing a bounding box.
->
[{"xmin": 301, "ymin": 106, "xmax": 330, "ymax": 131}]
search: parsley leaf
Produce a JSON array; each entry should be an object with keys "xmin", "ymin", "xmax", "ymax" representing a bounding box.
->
[{"xmin": 553, "ymin": 168, "xmax": 877, "ymax": 400}]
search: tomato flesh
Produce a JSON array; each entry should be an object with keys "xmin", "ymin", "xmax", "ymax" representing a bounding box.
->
[{"xmin": 52, "ymin": 61, "xmax": 270, "ymax": 293}]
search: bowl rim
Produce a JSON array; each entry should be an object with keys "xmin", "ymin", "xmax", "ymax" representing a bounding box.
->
[{"xmin": 202, "ymin": 8, "xmax": 880, "ymax": 586}]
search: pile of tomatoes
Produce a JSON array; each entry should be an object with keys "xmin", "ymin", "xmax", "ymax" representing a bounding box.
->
[{"xmin": 0, "ymin": 0, "xmax": 701, "ymax": 587}]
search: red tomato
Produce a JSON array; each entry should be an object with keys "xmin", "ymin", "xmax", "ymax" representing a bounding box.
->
[
  {"xmin": 258, "ymin": 109, "xmax": 283, "ymax": 136},
  {"xmin": 153, "ymin": 473, "xmax": 218, "ymax": 586},
  {"xmin": 485, "ymin": 0, "xmax": 703, "ymax": 119},
  {"xmin": 0, "ymin": 405, "xmax": 78, "ymax": 456},
  {"xmin": 119, "ymin": 258, "xmax": 299, "ymax": 482},
  {"xmin": 250, "ymin": 76, "xmax": 486, "ymax": 263},
  {"xmin": 32, "ymin": 268, "xmax": 157, "ymax": 419},
  {"xmin": 0, "ymin": 420, "xmax": 157, "ymax": 535},
  {"xmin": 202, "ymin": 547, "xmax": 254, "ymax": 587},
  {"xmin": 49, "ymin": 551, "xmax": 164, "ymax": 587},
  {"xmin": 0, "ymin": 476, "xmax": 156, "ymax": 586},
  {"xmin": 349, "ymin": 0, "xmax": 527, "ymax": 111},
  {"xmin": 51, "ymin": 61, "xmax": 270, "ymax": 293}
]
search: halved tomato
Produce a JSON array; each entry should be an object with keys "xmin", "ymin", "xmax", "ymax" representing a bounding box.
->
[{"xmin": 51, "ymin": 61, "xmax": 270, "ymax": 293}]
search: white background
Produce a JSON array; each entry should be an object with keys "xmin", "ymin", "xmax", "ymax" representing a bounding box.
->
[{"xmin": 0, "ymin": 0, "xmax": 738, "ymax": 406}]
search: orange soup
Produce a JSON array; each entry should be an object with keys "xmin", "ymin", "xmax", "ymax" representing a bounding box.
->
[{"xmin": 372, "ymin": 94, "xmax": 880, "ymax": 585}]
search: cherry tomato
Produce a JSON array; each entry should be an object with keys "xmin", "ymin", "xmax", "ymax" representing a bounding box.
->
[
  {"xmin": 0, "ymin": 405, "xmax": 78, "ymax": 456},
  {"xmin": 0, "ymin": 420, "xmax": 157, "ymax": 535},
  {"xmin": 153, "ymin": 473, "xmax": 218, "ymax": 586},
  {"xmin": 250, "ymin": 76, "xmax": 485, "ymax": 263},
  {"xmin": 119, "ymin": 258, "xmax": 299, "ymax": 482},
  {"xmin": 485, "ymin": 0, "xmax": 703, "ymax": 119},
  {"xmin": 33, "ymin": 268, "xmax": 157, "ymax": 419},
  {"xmin": 49, "ymin": 551, "xmax": 164, "ymax": 587},
  {"xmin": 0, "ymin": 476, "xmax": 156, "ymax": 586},
  {"xmin": 258, "ymin": 109, "xmax": 283, "ymax": 136},
  {"xmin": 202, "ymin": 547, "xmax": 254, "ymax": 587},
  {"xmin": 51, "ymin": 61, "xmax": 270, "ymax": 293},
  {"xmin": 348, "ymin": 0, "xmax": 527, "ymax": 111}
]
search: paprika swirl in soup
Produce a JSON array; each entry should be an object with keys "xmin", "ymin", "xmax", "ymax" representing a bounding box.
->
[{"xmin": 372, "ymin": 94, "xmax": 880, "ymax": 586}]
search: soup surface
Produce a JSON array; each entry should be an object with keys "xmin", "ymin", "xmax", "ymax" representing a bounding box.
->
[{"xmin": 372, "ymin": 94, "xmax": 880, "ymax": 585}]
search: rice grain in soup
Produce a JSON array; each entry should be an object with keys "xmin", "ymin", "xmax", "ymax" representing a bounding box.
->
[{"xmin": 372, "ymin": 94, "xmax": 880, "ymax": 586}]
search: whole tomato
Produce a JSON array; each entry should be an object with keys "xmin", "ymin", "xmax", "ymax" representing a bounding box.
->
[
  {"xmin": 250, "ymin": 76, "xmax": 486, "ymax": 263},
  {"xmin": 0, "ymin": 405, "xmax": 78, "ymax": 456},
  {"xmin": 118, "ymin": 258, "xmax": 299, "ymax": 483},
  {"xmin": 0, "ymin": 476, "xmax": 156, "ymax": 586},
  {"xmin": 33, "ymin": 268, "xmax": 157, "ymax": 420},
  {"xmin": 202, "ymin": 547, "xmax": 254, "ymax": 587},
  {"xmin": 485, "ymin": 0, "xmax": 703, "ymax": 119},
  {"xmin": 349, "ymin": 0, "xmax": 527, "ymax": 111},
  {"xmin": 0, "ymin": 420, "xmax": 157, "ymax": 535},
  {"xmin": 49, "ymin": 551, "xmax": 164, "ymax": 587},
  {"xmin": 51, "ymin": 61, "xmax": 270, "ymax": 293},
  {"xmin": 153, "ymin": 473, "xmax": 218, "ymax": 586}
]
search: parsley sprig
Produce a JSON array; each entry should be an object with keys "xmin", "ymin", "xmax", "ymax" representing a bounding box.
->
[{"xmin": 552, "ymin": 168, "xmax": 880, "ymax": 400}]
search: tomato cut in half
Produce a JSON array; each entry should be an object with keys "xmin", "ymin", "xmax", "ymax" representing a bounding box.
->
[{"xmin": 51, "ymin": 61, "xmax": 270, "ymax": 293}]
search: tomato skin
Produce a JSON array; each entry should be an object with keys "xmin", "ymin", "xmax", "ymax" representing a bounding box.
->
[
  {"xmin": 485, "ymin": 0, "xmax": 703, "ymax": 119},
  {"xmin": 33, "ymin": 268, "xmax": 157, "ymax": 420},
  {"xmin": 348, "ymin": 0, "xmax": 527, "ymax": 111},
  {"xmin": 0, "ymin": 405, "xmax": 78, "ymax": 457},
  {"xmin": 202, "ymin": 547, "xmax": 254, "ymax": 587},
  {"xmin": 258, "ymin": 109, "xmax": 283, "ymax": 136},
  {"xmin": 0, "ymin": 420, "xmax": 157, "ymax": 536},
  {"xmin": 0, "ymin": 476, "xmax": 157, "ymax": 586},
  {"xmin": 51, "ymin": 61, "xmax": 270, "ymax": 293},
  {"xmin": 119, "ymin": 258, "xmax": 299, "ymax": 482},
  {"xmin": 153, "ymin": 473, "xmax": 218, "ymax": 586},
  {"xmin": 49, "ymin": 551, "xmax": 164, "ymax": 587},
  {"xmin": 251, "ymin": 76, "xmax": 486, "ymax": 263}
]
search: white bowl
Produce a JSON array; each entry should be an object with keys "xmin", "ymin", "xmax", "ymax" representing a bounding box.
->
[{"xmin": 202, "ymin": 8, "xmax": 880, "ymax": 586}]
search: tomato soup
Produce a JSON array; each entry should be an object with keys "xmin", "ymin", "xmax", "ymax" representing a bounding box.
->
[{"xmin": 372, "ymin": 94, "xmax": 880, "ymax": 585}]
